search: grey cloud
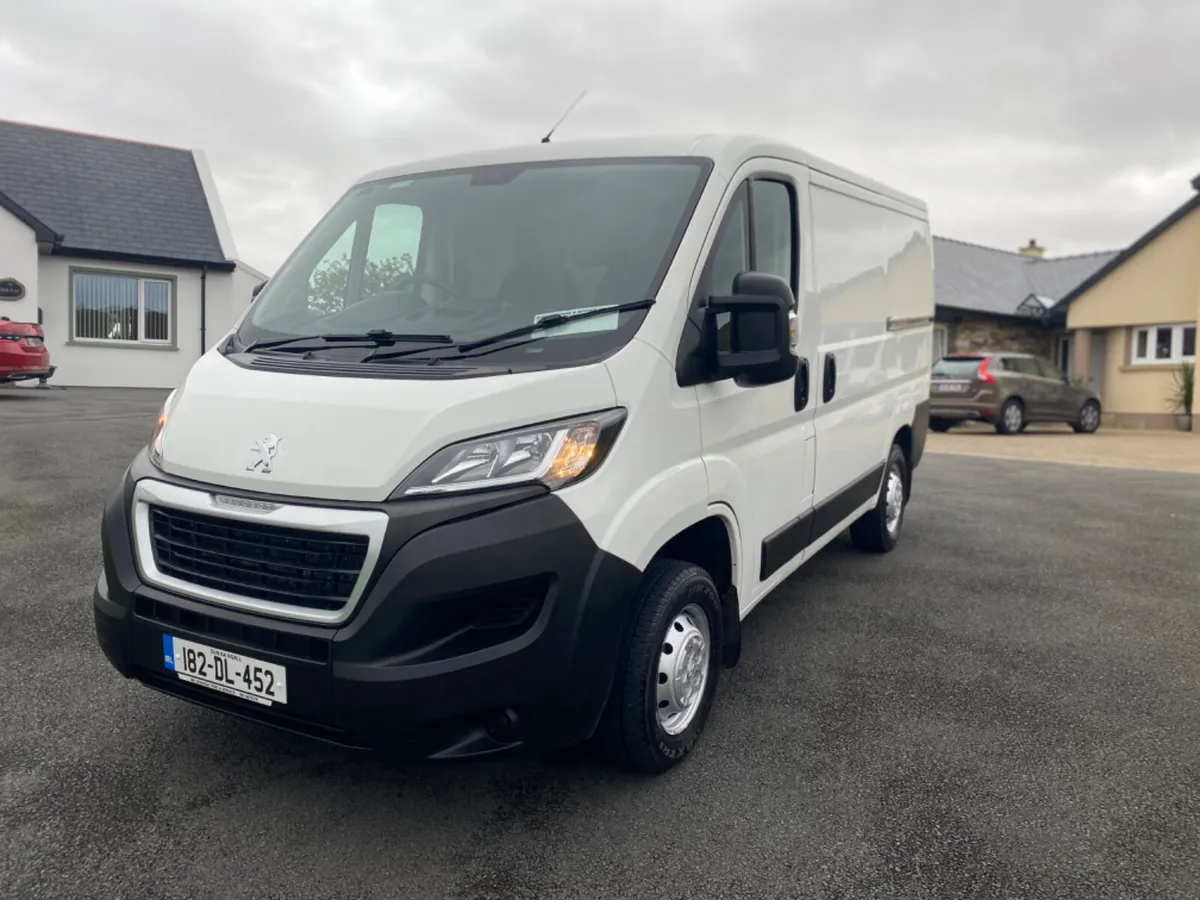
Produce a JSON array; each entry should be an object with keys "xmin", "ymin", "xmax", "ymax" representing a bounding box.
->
[{"xmin": 2, "ymin": 0, "xmax": 1198, "ymax": 268}]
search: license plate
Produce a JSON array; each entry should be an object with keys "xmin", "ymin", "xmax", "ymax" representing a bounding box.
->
[
  {"xmin": 25, "ymin": 337, "xmax": 42, "ymax": 347},
  {"xmin": 935, "ymin": 383, "xmax": 966, "ymax": 392},
  {"xmin": 162, "ymin": 634, "xmax": 287, "ymax": 706}
]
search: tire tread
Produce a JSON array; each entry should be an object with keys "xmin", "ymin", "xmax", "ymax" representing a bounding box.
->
[{"xmin": 598, "ymin": 559, "xmax": 719, "ymax": 774}]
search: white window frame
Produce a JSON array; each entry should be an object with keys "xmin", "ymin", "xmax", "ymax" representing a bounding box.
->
[
  {"xmin": 70, "ymin": 268, "xmax": 176, "ymax": 348},
  {"xmin": 1130, "ymin": 323, "xmax": 1196, "ymax": 366}
]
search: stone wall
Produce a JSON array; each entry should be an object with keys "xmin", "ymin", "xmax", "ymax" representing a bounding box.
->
[{"xmin": 944, "ymin": 315, "xmax": 1059, "ymax": 358}]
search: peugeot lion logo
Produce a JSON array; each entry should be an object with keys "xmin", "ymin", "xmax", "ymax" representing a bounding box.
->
[{"xmin": 247, "ymin": 435, "xmax": 282, "ymax": 473}]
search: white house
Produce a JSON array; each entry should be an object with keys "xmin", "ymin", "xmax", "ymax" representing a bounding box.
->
[{"xmin": 0, "ymin": 119, "xmax": 266, "ymax": 388}]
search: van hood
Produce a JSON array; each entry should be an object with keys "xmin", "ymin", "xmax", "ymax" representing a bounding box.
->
[{"xmin": 158, "ymin": 352, "xmax": 617, "ymax": 502}]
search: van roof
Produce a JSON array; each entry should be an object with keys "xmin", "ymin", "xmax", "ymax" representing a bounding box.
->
[{"xmin": 354, "ymin": 133, "xmax": 927, "ymax": 214}]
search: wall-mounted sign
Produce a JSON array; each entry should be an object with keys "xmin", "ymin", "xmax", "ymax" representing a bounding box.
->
[{"xmin": 0, "ymin": 278, "xmax": 26, "ymax": 301}]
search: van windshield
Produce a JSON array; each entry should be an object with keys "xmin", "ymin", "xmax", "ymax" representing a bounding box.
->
[{"xmin": 235, "ymin": 158, "xmax": 711, "ymax": 368}]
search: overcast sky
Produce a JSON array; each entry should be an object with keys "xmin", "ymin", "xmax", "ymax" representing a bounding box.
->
[{"xmin": 3, "ymin": 0, "xmax": 1198, "ymax": 272}]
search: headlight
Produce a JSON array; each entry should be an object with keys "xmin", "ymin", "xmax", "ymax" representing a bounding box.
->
[
  {"xmin": 148, "ymin": 389, "xmax": 178, "ymax": 469},
  {"xmin": 398, "ymin": 409, "xmax": 627, "ymax": 496}
]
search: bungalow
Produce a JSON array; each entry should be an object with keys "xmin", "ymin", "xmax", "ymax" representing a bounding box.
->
[
  {"xmin": 1047, "ymin": 175, "xmax": 1199, "ymax": 429},
  {"xmin": 932, "ymin": 236, "xmax": 1118, "ymax": 371},
  {"xmin": 0, "ymin": 119, "xmax": 265, "ymax": 389}
]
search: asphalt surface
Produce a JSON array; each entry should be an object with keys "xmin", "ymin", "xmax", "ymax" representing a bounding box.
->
[{"xmin": 2, "ymin": 386, "xmax": 1199, "ymax": 900}]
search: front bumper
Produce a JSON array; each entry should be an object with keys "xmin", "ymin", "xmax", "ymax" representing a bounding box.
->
[{"xmin": 94, "ymin": 452, "xmax": 641, "ymax": 758}]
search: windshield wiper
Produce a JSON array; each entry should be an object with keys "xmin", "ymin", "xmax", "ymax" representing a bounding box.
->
[
  {"xmin": 360, "ymin": 300, "xmax": 656, "ymax": 365},
  {"xmin": 243, "ymin": 329, "xmax": 454, "ymax": 353},
  {"xmin": 455, "ymin": 299, "xmax": 655, "ymax": 353}
]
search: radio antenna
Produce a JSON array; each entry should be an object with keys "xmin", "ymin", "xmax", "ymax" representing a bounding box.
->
[{"xmin": 541, "ymin": 90, "xmax": 588, "ymax": 144}]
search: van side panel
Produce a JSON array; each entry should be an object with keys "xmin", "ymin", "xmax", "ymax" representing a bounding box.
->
[
  {"xmin": 583, "ymin": 338, "xmax": 710, "ymax": 572},
  {"xmin": 808, "ymin": 175, "xmax": 933, "ymax": 516}
]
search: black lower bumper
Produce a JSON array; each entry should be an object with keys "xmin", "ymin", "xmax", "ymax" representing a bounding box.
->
[
  {"xmin": 1, "ymin": 365, "xmax": 55, "ymax": 384},
  {"xmin": 94, "ymin": 454, "xmax": 642, "ymax": 758},
  {"xmin": 928, "ymin": 404, "xmax": 993, "ymax": 423}
]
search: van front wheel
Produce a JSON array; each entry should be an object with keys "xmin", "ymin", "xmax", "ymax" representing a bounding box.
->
[
  {"xmin": 849, "ymin": 443, "xmax": 908, "ymax": 554},
  {"xmin": 599, "ymin": 559, "xmax": 722, "ymax": 774}
]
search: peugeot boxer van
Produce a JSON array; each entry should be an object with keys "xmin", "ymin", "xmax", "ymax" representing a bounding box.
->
[{"xmin": 93, "ymin": 135, "xmax": 934, "ymax": 773}]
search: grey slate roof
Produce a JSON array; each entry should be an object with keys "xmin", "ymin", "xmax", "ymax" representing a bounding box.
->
[
  {"xmin": 0, "ymin": 119, "xmax": 229, "ymax": 266},
  {"xmin": 934, "ymin": 236, "xmax": 1118, "ymax": 319}
]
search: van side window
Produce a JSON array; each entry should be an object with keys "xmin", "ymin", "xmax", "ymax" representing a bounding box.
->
[
  {"xmin": 686, "ymin": 175, "xmax": 798, "ymax": 366},
  {"xmin": 750, "ymin": 179, "xmax": 795, "ymax": 289},
  {"xmin": 707, "ymin": 184, "xmax": 750, "ymax": 297}
]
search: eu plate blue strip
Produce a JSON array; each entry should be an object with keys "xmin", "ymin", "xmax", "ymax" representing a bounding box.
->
[{"xmin": 162, "ymin": 634, "xmax": 175, "ymax": 671}]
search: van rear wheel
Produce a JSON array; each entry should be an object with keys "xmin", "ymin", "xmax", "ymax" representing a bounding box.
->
[
  {"xmin": 849, "ymin": 443, "xmax": 908, "ymax": 554},
  {"xmin": 598, "ymin": 559, "xmax": 722, "ymax": 774}
]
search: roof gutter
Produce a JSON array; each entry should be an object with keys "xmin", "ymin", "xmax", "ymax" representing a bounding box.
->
[{"xmin": 48, "ymin": 246, "xmax": 236, "ymax": 272}]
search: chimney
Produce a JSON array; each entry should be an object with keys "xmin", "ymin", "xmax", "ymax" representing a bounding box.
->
[{"xmin": 1019, "ymin": 238, "xmax": 1045, "ymax": 259}]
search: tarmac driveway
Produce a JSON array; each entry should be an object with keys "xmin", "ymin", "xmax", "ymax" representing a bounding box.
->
[{"xmin": 2, "ymin": 388, "xmax": 1199, "ymax": 899}]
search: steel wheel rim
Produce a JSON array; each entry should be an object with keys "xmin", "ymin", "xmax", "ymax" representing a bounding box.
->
[
  {"xmin": 1005, "ymin": 403, "xmax": 1023, "ymax": 431},
  {"xmin": 884, "ymin": 466, "xmax": 904, "ymax": 535},
  {"xmin": 656, "ymin": 603, "xmax": 711, "ymax": 736}
]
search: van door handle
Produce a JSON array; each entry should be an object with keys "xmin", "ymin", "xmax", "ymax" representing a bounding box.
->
[
  {"xmin": 794, "ymin": 358, "xmax": 810, "ymax": 411},
  {"xmin": 822, "ymin": 352, "xmax": 837, "ymax": 403}
]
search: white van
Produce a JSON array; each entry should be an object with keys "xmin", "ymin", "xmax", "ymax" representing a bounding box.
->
[{"xmin": 93, "ymin": 135, "xmax": 933, "ymax": 773}]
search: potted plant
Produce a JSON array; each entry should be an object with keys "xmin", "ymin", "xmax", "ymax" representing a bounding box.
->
[{"xmin": 1169, "ymin": 360, "xmax": 1194, "ymax": 431}]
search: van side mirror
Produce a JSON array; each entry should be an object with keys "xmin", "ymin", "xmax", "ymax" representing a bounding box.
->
[
  {"xmin": 251, "ymin": 281, "xmax": 267, "ymax": 300},
  {"xmin": 705, "ymin": 272, "xmax": 799, "ymax": 383}
]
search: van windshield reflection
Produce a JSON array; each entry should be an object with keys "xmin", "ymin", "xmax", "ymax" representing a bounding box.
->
[{"xmin": 235, "ymin": 158, "xmax": 710, "ymax": 367}]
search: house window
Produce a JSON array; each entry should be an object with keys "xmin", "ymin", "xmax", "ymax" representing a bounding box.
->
[
  {"xmin": 72, "ymin": 270, "xmax": 174, "ymax": 345},
  {"xmin": 1131, "ymin": 324, "xmax": 1196, "ymax": 365}
]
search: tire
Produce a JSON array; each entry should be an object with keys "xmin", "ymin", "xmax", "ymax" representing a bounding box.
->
[
  {"xmin": 994, "ymin": 398, "xmax": 1025, "ymax": 435},
  {"xmin": 849, "ymin": 443, "xmax": 908, "ymax": 554},
  {"xmin": 929, "ymin": 418, "xmax": 955, "ymax": 433},
  {"xmin": 1072, "ymin": 400, "xmax": 1101, "ymax": 434},
  {"xmin": 599, "ymin": 559, "xmax": 723, "ymax": 774}
]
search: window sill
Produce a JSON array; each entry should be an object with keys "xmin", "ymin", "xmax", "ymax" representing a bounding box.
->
[
  {"xmin": 67, "ymin": 340, "xmax": 178, "ymax": 352},
  {"xmin": 1121, "ymin": 362, "xmax": 1193, "ymax": 373}
]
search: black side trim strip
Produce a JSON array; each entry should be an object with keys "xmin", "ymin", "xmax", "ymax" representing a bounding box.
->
[
  {"xmin": 759, "ymin": 511, "xmax": 814, "ymax": 580},
  {"xmin": 759, "ymin": 462, "xmax": 886, "ymax": 580},
  {"xmin": 811, "ymin": 462, "xmax": 885, "ymax": 543},
  {"xmin": 911, "ymin": 399, "xmax": 930, "ymax": 470}
]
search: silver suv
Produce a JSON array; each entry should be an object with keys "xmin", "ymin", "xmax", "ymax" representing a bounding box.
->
[{"xmin": 929, "ymin": 352, "xmax": 1102, "ymax": 435}]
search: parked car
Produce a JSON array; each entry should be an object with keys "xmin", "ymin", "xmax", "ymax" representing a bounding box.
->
[
  {"xmin": 92, "ymin": 134, "xmax": 934, "ymax": 774},
  {"xmin": 0, "ymin": 318, "xmax": 55, "ymax": 385},
  {"xmin": 929, "ymin": 352, "xmax": 1101, "ymax": 434}
]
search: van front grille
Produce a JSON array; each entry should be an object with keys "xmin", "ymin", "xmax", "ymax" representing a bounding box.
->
[{"xmin": 148, "ymin": 506, "xmax": 369, "ymax": 613}]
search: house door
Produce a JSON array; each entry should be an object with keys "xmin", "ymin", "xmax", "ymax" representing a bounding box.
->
[
  {"xmin": 1089, "ymin": 331, "xmax": 1107, "ymax": 400},
  {"xmin": 1057, "ymin": 334, "xmax": 1071, "ymax": 374}
]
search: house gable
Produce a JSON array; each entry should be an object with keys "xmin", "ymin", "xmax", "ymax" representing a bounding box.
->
[
  {"xmin": 1066, "ymin": 200, "xmax": 1200, "ymax": 330},
  {"xmin": 0, "ymin": 119, "xmax": 233, "ymax": 270}
]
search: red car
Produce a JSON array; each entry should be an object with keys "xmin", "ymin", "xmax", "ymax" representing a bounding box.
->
[{"xmin": 0, "ymin": 319, "xmax": 55, "ymax": 385}]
